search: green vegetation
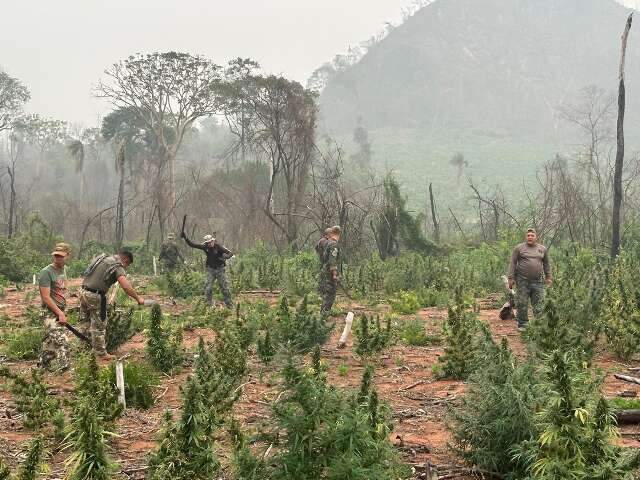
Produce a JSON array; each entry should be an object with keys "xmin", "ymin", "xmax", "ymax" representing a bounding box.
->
[{"xmin": 146, "ymin": 303, "xmax": 183, "ymax": 372}]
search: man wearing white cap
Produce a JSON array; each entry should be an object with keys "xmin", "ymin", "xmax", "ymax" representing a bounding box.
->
[{"xmin": 181, "ymin": 231, "xmax": 234, "ymax": 307}]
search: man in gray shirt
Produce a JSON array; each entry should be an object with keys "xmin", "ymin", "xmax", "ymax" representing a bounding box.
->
[{"xmin": 507, "ymin": 229, "xmax": 552, "ymax": 331}]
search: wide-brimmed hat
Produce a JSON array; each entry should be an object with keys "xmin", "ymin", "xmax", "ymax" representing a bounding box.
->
[{"xmin": 51, "ymin": 242, "xmax": 71, "ymax": 257}]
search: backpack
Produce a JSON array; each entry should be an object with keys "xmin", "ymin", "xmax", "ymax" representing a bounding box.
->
[{"xmin": 82, "ymin": 253, "xmax": 107, "ymax": 278}]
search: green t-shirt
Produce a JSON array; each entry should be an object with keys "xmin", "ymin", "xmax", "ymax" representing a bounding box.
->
[{"xmin": 39, "ymin": 264, "xmax": 67, "ymax": 310}]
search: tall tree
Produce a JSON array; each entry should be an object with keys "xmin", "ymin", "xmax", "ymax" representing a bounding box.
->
[
  {"xmin": 234, "ymin": 75, "xmax": 317, "ymax": 249},
  {"xmin": 114, "ymin": 140, "xmax": 126, "ymax": 247},
  {"xmin": 17, "ymin": 114, "xmax": 67, "ymax": 176},
  {"xmin": 97, "ymin": 52, "xmax": 223, "ymax": 225},
  {"xmin": 612, "ymin": 13, "xmax": 633, "ymax": 258},
  {"xmin": 0, "ymin": 70, "xmax": 30, "ymax": 133}
]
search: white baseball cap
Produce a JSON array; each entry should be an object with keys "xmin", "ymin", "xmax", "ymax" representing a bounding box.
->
[{"xmin": 203, "ymin": 234, "xmax": 215, "ymax": 244}]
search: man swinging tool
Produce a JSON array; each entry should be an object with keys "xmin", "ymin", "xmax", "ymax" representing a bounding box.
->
[
  {"xmin": 181, "ymin": 217, "xmax": 234, "ymax": 308},
  {"xmin": 79, "ymin": 250, "xmax": 144, "ymax": 359}
]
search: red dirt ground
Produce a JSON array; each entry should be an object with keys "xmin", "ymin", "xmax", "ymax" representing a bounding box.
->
[{"xmin": 1, "ymin": 281, "xmax": 639, "ymax": 479}]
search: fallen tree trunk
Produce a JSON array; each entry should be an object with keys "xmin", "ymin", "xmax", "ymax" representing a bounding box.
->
[
  {"xmin": 615, "ymin": 373, "xmax": 640, "ymax": 385},
  {"xmin": 615, "ymin": 409, "xmax": 640, "ymax": 424}
]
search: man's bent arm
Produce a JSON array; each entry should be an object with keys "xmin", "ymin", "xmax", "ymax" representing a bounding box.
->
[
  {"xmin": 117, "ymin": 275, "xmax": 143, "ymax": 304},
  {"xmin": 183, "ymin": 235, "xmax": 205, "ymax": 251}
]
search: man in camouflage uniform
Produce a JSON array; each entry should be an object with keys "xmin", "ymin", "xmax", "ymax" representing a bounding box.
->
[
  {"xmin": 79, "ymin": 250, "xmax": 144, "ymax": 359},
  {"xmin": 316, "ymin": 226, "xmax": 341, "ymax": 316},
  {"xmin": 507, "ymin": 228, "xmax": 552, "ymax": 331},
  {"xmin": 158, "ymin": 233, "xmax": 184, "ymax": 272},
  {"xmin": 181, "ymin": 232, "xmax": 234, "ymax": 307},
  {"xmin": 38, "ymin": 243, "xmax": 72, "ymax": 372}
]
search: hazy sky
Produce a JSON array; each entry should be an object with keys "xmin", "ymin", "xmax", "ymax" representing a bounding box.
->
[{"xmin": 0, "ymin": 0, "xmax": 413, "ymax": 126}]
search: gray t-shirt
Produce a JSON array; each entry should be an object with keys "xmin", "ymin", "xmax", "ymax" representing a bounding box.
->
[{"xmin": 508, "ymin": 242, "xmax": 551, "ymax": 281}]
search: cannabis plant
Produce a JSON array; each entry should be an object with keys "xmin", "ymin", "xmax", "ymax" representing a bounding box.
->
[{"xmin": 146, "ymin": 303, "xmax": 183, "ymax": 372}]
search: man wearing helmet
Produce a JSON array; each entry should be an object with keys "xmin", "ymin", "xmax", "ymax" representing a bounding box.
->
[
  {"xmin": 181, "ymin": 231, "xmax": 234, "ymax": 307},
  {"xmin": 158, "ymin": 233, "xmax": 184, "ymax": 272}
]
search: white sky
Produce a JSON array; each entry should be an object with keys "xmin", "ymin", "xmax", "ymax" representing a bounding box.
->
[{"xmin": 0, "ymin": 0, "xmax": 413, "ymax": 126}]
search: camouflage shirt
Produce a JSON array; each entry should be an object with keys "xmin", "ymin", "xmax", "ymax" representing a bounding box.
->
[
  {"xmin": 158, "ymin": 241, "xmax": 184, "ymax": 265},
  {"xmin": 316, "ymin": 237, "xmax": 339, "ymax": 273}
]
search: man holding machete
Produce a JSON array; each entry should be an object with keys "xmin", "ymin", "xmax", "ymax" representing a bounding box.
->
[
  {"xmin": 38, "ymin": 243, "xmax": 73, "ymax": 371},
  {"xmin": 180, "ymin": 216, "xmax": 234, "ymax": 308},
  {"xmin": 79, "ymin": 250, "xmax": 144, "ymax": 359}
]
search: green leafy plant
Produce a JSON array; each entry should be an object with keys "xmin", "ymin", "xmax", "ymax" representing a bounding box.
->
[
  {"xmin": 354, "ymin": 314, "xmax": 393, "ymax": 359},
  {"xmin": 108, "ymin": 360, "xmax": 159, "ymax": 409},
  {"xmin": 146, "ymin": 303, "xmax": 183, "ymax": 372},
  {"xmin": 0, "ymin": 367, "xmax": 61, "ymax": 429},
  {"xmin": 389, "ymin": 290, "xmax": 421, "ymax": 314},
  {"xmin": 232, "ymin": 353, "xmax": 411, "ymax": 479},
  {"xmin": 105, "ymin": 305, "xmax": 137, "ymax": 353},
  {"xmin": 64, "ymin": 398, "xmax": 115, "ymax": 480},
  {"xmin": 257, "ymin": 330, "xmax": 276, "ymax": 365},
  {"xmin": 400, "ymin": 318, "xmax": 439, "ymax": 346},
  {"xmin": 147, "ymin": 377, "xmax": 220, "ymax": 480},
  {"xmin": 513, "ymin": 351, "xmax": 640, "ymax": 479},
  {"xmin": 437, "ymin": 287, "xmax": 483, "ymax": 380},
  {"xmin": 74, "ymin": 353, "xmax": 123, "ymax": 422},
  {"xmin": 448, "ymin": 338, "xmax": 537, "ymax": 479},
  {"xmin": 276, "ymin": 296, "xmax": 332, "ymax": 353},
  {"xmin": 14, "ymin": 435, "xmax": 46, "ymax": 480},
  {"xmin": 1, "ymin": 328, "xmax": 44, "ymax": 360}
]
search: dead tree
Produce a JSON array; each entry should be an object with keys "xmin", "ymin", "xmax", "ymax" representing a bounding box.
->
[
  {"xmin": 115, "ymin": 141, "xmax": 126, "ymax": 248},
  {"xmin": 612, "ymin": 13, "xmax": 633, "ymax": 258},
  {"xmin": 428, "ymin": 182, "xmax": 440, "ymax": 243}
]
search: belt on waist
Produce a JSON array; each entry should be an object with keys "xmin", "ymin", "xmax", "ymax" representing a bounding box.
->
[{"xmin": 82, "ymin": 286, "xmax": 106, "ymax": 295}]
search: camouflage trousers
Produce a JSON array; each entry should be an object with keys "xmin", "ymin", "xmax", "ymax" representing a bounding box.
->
[
  {"xmin": 515, "ymin": 276, "xmax": 545, "ymax": 328},
  {"xmin": 205, "ymin": 266, "xmax": 232, "ymax": 307},
  {"xmin": 38, "ymin": 310, "xmax": 70, "ymax": 371},
  {"xmin": 318, "ymin": 272, "xmax": 337, "ymax": 315},
  {"xmin": 78, "ymin": 289, "xmax": 108, "ymax": 355}
]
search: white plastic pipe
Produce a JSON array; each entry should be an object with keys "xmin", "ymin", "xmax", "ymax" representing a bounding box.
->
[
  {"xmin": 337, "ymin": 311, "xmax": 354, "ymax": 348},
  {"xmin": 115, "ymin": 361, "xmax": 126, "ymax": 409},
  {"xmin": 153, "ymin": 256, "xmax": 157, "ymax": 276}
]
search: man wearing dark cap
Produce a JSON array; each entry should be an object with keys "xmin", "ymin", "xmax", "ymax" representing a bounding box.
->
[
  {"xmin": 38, "ymin": 243, "xmax": 72, "ymax": 371},
  {"xmin": 507, "ymin": 229, "xmax": 552, "ymax": 331},
  {"xmin": 315, "ymin": 225, "xmax": 341, "ymax": 316}
]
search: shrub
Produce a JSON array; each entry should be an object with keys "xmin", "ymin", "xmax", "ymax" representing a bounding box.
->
[
  {"xmin": 513, "ymin": 351, "xmax": 640, "ymax": 479},
  {"xmin": 448, "ymin": 338, "xmax": 537, "ymax": 479},
  {"xmin": 14, "ymin": 435, "xmax": 46, "ymax": 480},
  {"xmin": 64, "ymin": 398, "xmax": 115, "ymax": 480},
  {"xmin": 105, "ymin": 306, "xmax": 137, "ymax": 353},
  {"xmin": 257, "ymin": 330, "xmax": 276, "ymax": 365},
  {"xmin": 354, "ymin": 314, "xmax": 393, "ymax": 358},
  {"xmin": 74, "ymin": 353, "xmax": 123, "ymax": 422},
  {"xmin": 147, "ymin": 377, "xmax": 220, "ymax": 480},
  {"xmin": 388, "ymin": 290, "xmax": 421, "ymax": 314},
  {"xmin": 437, "ymin": 287, "xmax": 483, "ymax": 380},
  {"xmin": 601, "ymin": 254, "xmax": 640, "ymax": 360},
  {"xmin": 0, "ymin": 367, "xmax": 61, "ymax": 430},
  {"xmin": 400, "ymin": 318, "xmax": 439, "ymax": 346},
  {"xmin": 233, "ymin": 354, "xmax": 411, "ymax": 479},
  {"xmin": 1, "ymin": 328, "xmax": 44, "ymax": 360},
  {"xmin": 108, "ymin": 361, "xmax": 158, "ymax": 409},
  {"xmin": 275, "ymin": 296, "xmax": 332, "ymax": 353},
  {"xmin": 146, "ymin": 303, "xmax": 183, "ymax": 372}
]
